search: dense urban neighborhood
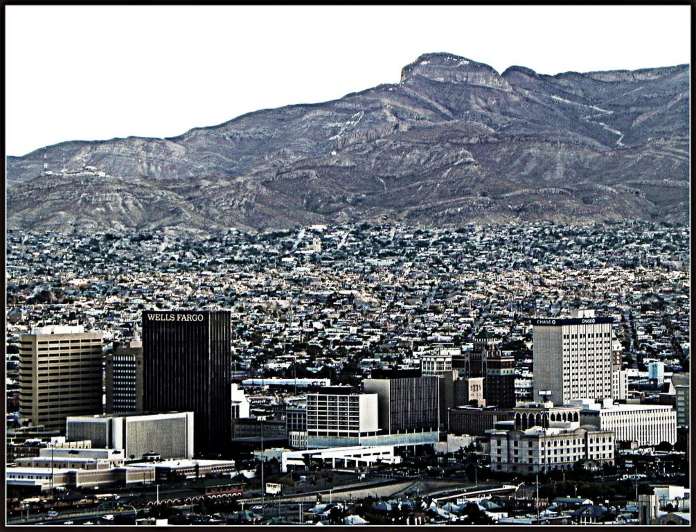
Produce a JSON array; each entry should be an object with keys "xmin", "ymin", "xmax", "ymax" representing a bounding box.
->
[{"xmin": 5, "ymin": 220, "xmax": 690, "ymax": 525}]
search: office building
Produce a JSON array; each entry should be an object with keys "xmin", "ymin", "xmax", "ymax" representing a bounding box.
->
[
  {"xmin": 421, "ymin": 351, "xmax": 454, "ymax": 429},
  {"xmin": 484, "ymin": 345, "xmax": 516, "ymax": 408},
  {"xmin": 306, "ymin": 387, "xmax": 379, "ymax": 448},
  {"xmin": 649, "ymin": 362, "xmax": 666, "ymax": 385},
  {"xmin": 105, "ymin": 339, "xmax": 144, "ymax": 414},
  {"xmin": 454, "ymin": 377, "xmax": 485, "ymax": 407},
  {"xmin": 285, "ymin": 405, "xmax": 307, "ymax": 433},
  {"xmin": 532, "ymin": 310, "xmax": 613, "ymax": 404},
  {"xmin": 143, "ymin": 310, "xmax": 231, "ymax": 456},
  {"xmin": 489, "ymin": 425, "xmax": 615, "ymax": 474},
  {"xmin": 66, "ymin": 412, "xmax": 194, "ymax": 460},
  {"xmin": 612, "ymin": 369, "xmax": 628, "ymax": 401},
  {"xmin": 448, "ymin": 406, "xmax": 514, "ymax": 436},
  {"xmin": 575, "ymin": 399, "xmax": 677, "ymax": 446},
  {"xmin": 452, "ymin": 330, "xmax": 501, "ymax": 381},
  {"xmin": 672, "ymin": 374, "xmax": 689, "ymax": 428},
  {"xmin": 19, "ymin": 326, "xmax": 104, "ymax": 433},
  {"xmin": 231, "ymin": 418, "xmax": 288, "ymax": 445},
  {"xmin": 363, "ymin": 375, "xmax": 440, "ymax": 434}
]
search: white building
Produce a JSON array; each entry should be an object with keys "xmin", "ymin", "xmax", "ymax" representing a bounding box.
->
[
  {"xmin": 421, "ymin": 352, "xmax": 453, "ymax": 375},
  {"xmin": 66, "ymin": 412, "xmax": 194, "ymax": 460},
  {"xmin": 306, "ymin": 388, "xmax": 379, "ymax": 448},
  {"xmin": 612, "ymin": 369, "xmax": 629, "ymax": 401},
  {"xmin": 574, "ymin": 399, "xmax": 677, "ymax": 446},
  {"xmin": 280, "ymin": 445, "xmax": 401, "ymax": 473},
  {"xmin": 652, "ymin": 485, "xmax": 690, "ymax": 511},
  {"xmin": 532, "ymin": 310, "xmax": 614, "ymax": 404},
  {"xmin": 231, "ymin": 384, "xmax": 250, "ymax": 419},
  {"xmin": 488, "ymin": 425, "xmax": 614, "ymax": 474}
]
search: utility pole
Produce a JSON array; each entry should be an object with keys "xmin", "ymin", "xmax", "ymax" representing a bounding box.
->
[
  {"xmin": 536, "ymin": 473, "xmax": 540, "ymax": 523},
  {"xmin": 50, "ymin": 441, "xmax": 54, "ymax": 493},
  {"xmin": 261, "ymin": 419, "xmax": 265, "ymax": 509}
]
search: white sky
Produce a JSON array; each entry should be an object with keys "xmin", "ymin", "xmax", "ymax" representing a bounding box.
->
[{"xmin": 5, "ymin": 5, "xmax": 691, "ymax": 156}]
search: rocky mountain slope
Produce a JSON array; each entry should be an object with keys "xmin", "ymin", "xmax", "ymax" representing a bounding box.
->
[{"xmin": 7, "ymin": 53, "xmax": 689, "ymax": 233}]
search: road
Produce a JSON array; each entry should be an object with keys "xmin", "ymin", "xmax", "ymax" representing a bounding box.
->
[
  {"xmin": 8, "ymin": 508, "xmax": 136, "ymax": 525},
  {"xmin": 241, "ymin": 478, "xmax": 479, "ymax": 504}
]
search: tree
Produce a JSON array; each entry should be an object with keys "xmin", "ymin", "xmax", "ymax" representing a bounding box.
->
[{"xmin": 656, "ymin": 441, "xmax": 673, "ymax": 452}]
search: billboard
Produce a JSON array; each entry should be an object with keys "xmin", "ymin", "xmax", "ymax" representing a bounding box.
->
[{"xmin": 265, "ymin": 482, "xmax": 282, "ymax": 495}]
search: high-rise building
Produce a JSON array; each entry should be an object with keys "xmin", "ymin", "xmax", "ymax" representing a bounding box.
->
[
  {"xmin": 532, "ymin": 310, "xmax": 613, "ymax": 404},
  {"xmin": 484, "ymin": 346, "xmax": 516, "ymax": 408},
  {"xmin": 142, "ymin": 310, "xmax": 231, "ymax": 456},
  {"xmin": 363, "ymin": 375, "xmax": 440, "ymax": 435},
  {"xmin": 105, "ymin": 339, "xmax": 143, "ymax": 414},
  {"xmin": 19, "ymin": 326, "xmax": 104, "ymax": 433},
  {"xmin": 421, "ymin": 351, "xmax": 454, "ymax": 429}
]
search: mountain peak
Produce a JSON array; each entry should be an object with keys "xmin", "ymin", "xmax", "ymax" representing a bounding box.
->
[{"xmin": 400, "ymin": 52, "xmax": 511, "ymax": 91}]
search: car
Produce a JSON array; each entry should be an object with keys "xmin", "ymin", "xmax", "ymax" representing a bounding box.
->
[
  {"xmin": 251, "ymin": 505, "xmax": 263, "ymax": 512},
  {"xmin": 47, "ymin": 511, "xmax": 59, "ymax": 517},
  {"xmin": 62, "ymin": 521, "xmax": 74, "ymax": 525},
  {"xmin": 102, "ymin": 515, "xmax": 115, "ymax": 521}
]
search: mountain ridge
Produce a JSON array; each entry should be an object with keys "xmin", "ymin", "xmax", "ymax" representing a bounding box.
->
[{"xmin": 7, "ymin": 52, "xmax": 689, "ymax": 233}]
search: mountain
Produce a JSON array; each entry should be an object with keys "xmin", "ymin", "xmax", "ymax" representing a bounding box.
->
[{"xmin": 7, "ymin": 52, "xmax": 689, "ymax": 233}]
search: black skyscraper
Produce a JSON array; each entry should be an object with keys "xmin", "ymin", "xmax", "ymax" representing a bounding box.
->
[{"xmin": 143, "ymin": 310, "xmax": 231, "ymax": 456}]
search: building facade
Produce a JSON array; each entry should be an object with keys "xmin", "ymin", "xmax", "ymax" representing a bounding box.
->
[
  {"xmin": 672, "ymin": 374, "xmax": 689, "ymax": 429},
  {"xmin": 484, "ymin": 346, "xmax": 516, "ymax": 408},
  {"xmin": 231, "ymin": 384, "xmax": 250, "ymax": 420},
  {"xmin": 105, "ymin": 339, "xmax": 144, "ymax": 414},
  {"xmin": 142, "ymin": 310, "xmax": 231, "ymax": 456},
  {"xmin": 454, "ymin": 377, "xmax": 485, "ymax": 407},
  {"xmin": 421, "ymin": 352, "xmax": 454, "ymax": 429},
  {"xmin": 576, "ymin": 400, "xmax": 677, "ymax": 446},
  {"xmin": 532, "ymin": 311, "xmax": 614, "ymax": 404},
  {"xmin": 363, "ymin": 375, "xmax": 440, "ymax": 434},
  {"xmin": 489, "ymin": 426, "xmax": 615, "ymax": 474},
  {"xmin": 66, "ymin": 412, "xmax": 194, "ymax": 460},
  {"xmin": 306, "ymin": 388, "xmax": 379, "ymax": 448},
  {"xmin": 19, "ymin": 326, "xmax": 104, "ymax": 433},
  {"xmin": 448, "ymin": 406, "xmax": 514, "ymax": 436}
]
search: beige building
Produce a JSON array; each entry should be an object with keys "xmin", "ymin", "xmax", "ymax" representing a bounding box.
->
[
  {"xmin": 489, "ymin": 425, "xmax": 615, "ymax": 474},
  {"xmin": 19, "ymin": 326, "xmax": 104, "ymax": 433},
  {"xmin": 532, "ymin": 310, "xmax": 614, "ymax": 404}
]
